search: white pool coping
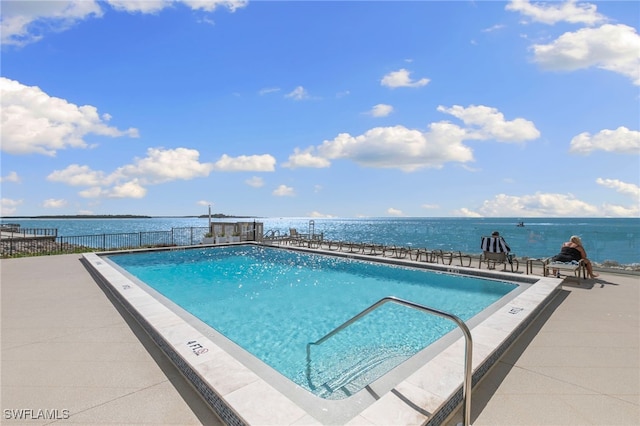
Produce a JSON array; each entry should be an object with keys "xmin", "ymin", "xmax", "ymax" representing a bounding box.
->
[{"xmin": 82, "ymin": 245, "xmax": 561, "ymax": 425}]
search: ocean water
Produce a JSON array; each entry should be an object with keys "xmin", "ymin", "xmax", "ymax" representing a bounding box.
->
[{"xmin": 4, "ymin": 217, "xmax": 639, "ymax": 265}]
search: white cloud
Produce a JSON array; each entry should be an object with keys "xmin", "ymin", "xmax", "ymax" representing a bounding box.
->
[
  {"xmin": 285, "ymin": 104, "xmax": 539, "ymax": 172},
  {"xmin": 283, "ymin": 148, "xmax": 331, "ymax": 169},
  {"xmin": 108, "ymin": 179, "xmax": 147, "ymax": 199},
  {"xmin": 309, "ymin": 211, "xmax": 335, "ymax": 218},
  {"xmin": 245, "ymin": 176, "xmax": 265, "ymax": 188},
  {"xmin": 464, "ymin": 191, "xmax": 638, "ymax": 217},
  {"xmin": 48, "ymin": 147, "xmax": 215, "ymax": 199},
  {"xmin": 285, "ymin": 86, "xmax": 309, "ymax": 100},
  {"xmin": 387, "ymin": 207, "xmax": 404, "ymax": 216},
  {"xmin": 601, "ymin": 203, "xmax": 639, "ymax": 217},
  {"xmin": 0, "ymin": 171, "xmax": 20, "ymax": 183},
  {"xmin": 1, "ymin": 0, "xmax": 247, "ymax": 46},
  {"xmin": 213, "ymin": 154, "xmax": 276, "ymax": 172},
  {"xmin": 42, "ymin": 198, "xmax": 68, "ymax": 208},
  {"xmin": 479, "ymin": 192, "xmax": 600, "ymax": 217},
  {"xmin": 570, "ymin": 126, "xmax": 640, "ymax": 155},
  {"xmin": 506, "ymin": 0, "xmax": 606, "ymax": 26},
  {"xmin": 117, "ymin": 147, "xmax": 215, "ymax": 183},
  {"xmin": 1, "ymin": 198, "xmax": 23, "ymax": 215},
  {"xmin": 314, "ymin": 124, "xmax": 472, "ymax": 172},
  {"xmin": 453, "ymin": 207, "xmax": 483, "ymax": 218},
  {"xmin": 259, "ymin": 87, "xmax": 280, "ymax": 95},
  {"xmin": 273, "ymin": 184, "xmax": 295, "ymax": 197},
  {"xmin": 370, "ymin": 104, "xmax": 394, "ymax": 117},
  {"xmin": 437, "ymin": 104, "xmax": 540, "ymax": 142},
  {"xmin": 48, "ymin": 164, "xmax": 108, "ymax": 187},
  {"xmin": 173, "ymin": 0, "xmax": 247, "ymax": 13},
  {"xmin": 381, "ymin": 69, "xmax": 430, "ymax": 88},
  {"xmin": 197, "ymin": 200, "xmax": 213, "ymax": 206},
  {"xmin": 596, "ymin": 178, "xmax": 640, "ymax": 201},
  {"xmin": 482, "ymin": 24, "xmax": 506, "ymax": 33},
  {"xmin": 532, "ymin": 24, "xmax": 640, "ymax": 85},
  {"xmin": 106, "ymin": 0, "xmax": 171, "ymax": 13},
  {"xmin": 0, "ymin": 78, "xmax": 139, "ymax": 156},
  {"xmin": 1, "ymin": 0, "xmax": 103, "ymax": 46}
]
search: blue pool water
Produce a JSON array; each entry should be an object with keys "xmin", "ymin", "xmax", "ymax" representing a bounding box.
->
[{"xmin": 108, "ymin": 245, "xmax": 517, "ymax": 399}]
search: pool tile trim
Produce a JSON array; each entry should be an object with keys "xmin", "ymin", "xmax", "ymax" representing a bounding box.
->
[{"xmin": 82, "ymin": 246, "xmax": 560, "ymax": 425}]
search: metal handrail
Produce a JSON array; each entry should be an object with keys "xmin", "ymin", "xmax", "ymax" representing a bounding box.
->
[{"xmin": 306, "ymin": 296, "xmax": 473, "ymax": 426}]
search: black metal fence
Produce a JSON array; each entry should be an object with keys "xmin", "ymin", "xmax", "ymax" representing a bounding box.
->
[{"xmin": 1, "ymin": 227, "xmax": 210, "ymax": 258}]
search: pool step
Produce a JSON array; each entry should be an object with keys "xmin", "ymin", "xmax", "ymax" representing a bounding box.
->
[{"xmin": 314, "ymin": 349, "xmax": 410, "ymax": 399}]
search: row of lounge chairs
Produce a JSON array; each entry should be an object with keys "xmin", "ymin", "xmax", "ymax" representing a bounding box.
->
[
  {"xmin": 270, "ymin": 230, "xmax": 586, "ymax": 280},
  {"xmin": 273, "ymin": 232, "xmax": 483, "ymax": 268}
]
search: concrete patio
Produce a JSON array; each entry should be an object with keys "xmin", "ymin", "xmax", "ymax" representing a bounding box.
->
[{"xmin": 1, "ymin": 253, "xmax": 638, "ymax": 425}]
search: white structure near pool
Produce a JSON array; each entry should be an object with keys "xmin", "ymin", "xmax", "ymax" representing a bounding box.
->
[{"xmin": 82, "ymin": 243, "xmax": 561, "ymax": 425}]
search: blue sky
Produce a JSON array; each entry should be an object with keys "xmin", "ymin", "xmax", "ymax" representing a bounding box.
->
[{"xmin": 1, "ymin": 0, "xmax": 639, "ymax": 218}]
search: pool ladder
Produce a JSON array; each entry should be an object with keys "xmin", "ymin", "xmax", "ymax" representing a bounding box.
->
[{"xmin": 306, "ymin": 296, "xmax": 473, "ymax": 426}]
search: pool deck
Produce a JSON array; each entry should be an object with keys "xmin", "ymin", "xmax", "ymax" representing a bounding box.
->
[{"xmin": 1, "ymin": 253, "xmax": 638, "ymax": 425}]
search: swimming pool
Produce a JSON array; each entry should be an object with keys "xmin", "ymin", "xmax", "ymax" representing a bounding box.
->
[
  {"xmin": 84, "ymin": 243, "xmax": 561, "ymax": 425},
  {"xmin": 106, "ymin": 245, "xmax": 517, "ymax": 400}
]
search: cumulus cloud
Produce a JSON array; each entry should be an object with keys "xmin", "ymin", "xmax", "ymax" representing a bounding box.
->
[
  {"xmin": 460, "ymin": 187, "xmax": 639, "ymax": 217},
  {"xmin": 285, "ymin": 86, "xmax": 310, "ymax": 100},
  {"xmin": 387, "ymin": 207, "xmax": 404, "ymax": 216},
  {"xmin": 212, "ymin": 154, "xmax": 276, "ymax": 172},
  {"xmin": 369, "ymin": 104, "xmax": 394, "ymax": 117},
  {"xmin": 108, "ymin": 179, "xmax": 147, "ymax": 199},
  {"xmin": 596, "ymin": 178, "xmax": 640, "ymax": 201},
  {"xmin": 48, "ymin": 147, "xmax": 215, "ymax": 199},
  {"xmin": 1, "ymin": 0, "xmax": 103, "ymax": 46},
  {"xmin": 532, "ymin": 24, "xmax": 640, "ymax": 85},
  {"xmin": 309, "ymin": 211, "xmax": 335, "ymax": 218},
  {"xmin": 1, "ymin": 78, "xmax": 139, "ymax": 156},
  {"xmin": 437, "ymin": 104, "xmax": 540, "ymax": 142},
  {"xmin": 116, "ymin": 147, "xmax": 215, "ymax": 183},
  {"xmin": 0, "ymin": 171, "xmax": 20, "ymax": 183},
  {"xmin": 1, "ymin": 198, "xmax": 23, "ymax": 215},
  {"xmin": 1, "ymin": 0, "xmax": 246, "ymax": 46},
  {"xmin": 283, "ymin": 148, "xmax": 332, "ymax": 169},
  {"xmin": 570, "ymin": 126, "xmax": 640, "ymax": 155},
  {"xmin": 453, "ymin": 207, "xmax": 483, "ymax": 218},
  {"xmin": 245, "ymin": 176, "xmax": 265, "ymax": 188},
  {"xmin": 273, "ymin": 184, "xmax": 295, "ymax": 197},
  {"xmin": 42, "ymin": 198, "xmax": 68, "ymax": 208},
  {"xmin": 381, "ymin": 69, "xmax": 430, "ymax": 88},
  {"xmin": 476, "ymin": 192, "xmax": 600, "ymax": 217},
  {"xmin": 506, "ymin": 0, "xmax": 606, "ymax": 26},
  {"xmin": 285, "ymin": 104, "xmax": 539, "ymax": 172}
]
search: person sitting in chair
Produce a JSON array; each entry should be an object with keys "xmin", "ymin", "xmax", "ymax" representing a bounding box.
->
[
  {"xmin": 551, "ymin": 235, "xmax": 599, "ymax": 279},
  {"xmin": 481, "ymin": 231, "xmax": 513, "ymax": 264}
]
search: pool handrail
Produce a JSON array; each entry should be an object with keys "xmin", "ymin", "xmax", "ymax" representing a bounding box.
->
[{"xmin": 306, "ymin": 295, "xmax": 473, "ymax": 426}]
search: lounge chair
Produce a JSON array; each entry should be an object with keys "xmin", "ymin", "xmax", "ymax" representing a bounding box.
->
[
  {"xmin": 479, "ymin": 236, "xmax": 519, "ymax": 272},
  {"xmin": 543, "ymin": 259, "xmax": 586, "ymax": 281}
]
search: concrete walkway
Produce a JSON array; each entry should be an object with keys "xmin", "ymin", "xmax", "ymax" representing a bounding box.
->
[
  {"xmin": 1, "ymin": 254, "xmax": 223, "ymax": 425},
  {"xmin": 1, "ymin": 254, "xmax": 638, "ymax": 425}
]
